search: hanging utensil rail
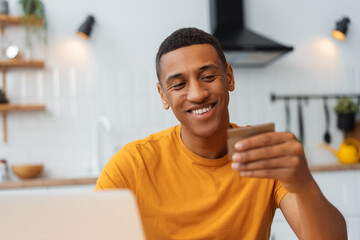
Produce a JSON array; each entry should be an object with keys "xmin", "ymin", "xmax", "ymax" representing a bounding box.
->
[{"xmin": 271, "ymin": 93, "xmax": 360, "ymax": 102}]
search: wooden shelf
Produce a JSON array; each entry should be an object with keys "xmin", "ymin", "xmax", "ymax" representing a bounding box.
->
[
  {"xmin": 0, "ymin": 15, "xmax": 46, "ymax": 144},
  {"xmin": 0, "ymin": 104, "xmax": 45, "ymax": 112},
  {"xmin": 0, "ymin": 14, "xmax": 43, "ymax": 26},
  {"xmin": 0, "ymin": 105, "xmax": 45, "ymax": 142},
  {"xmin": 0, "ymin": 59, "xmax": 45, "ymax": 68}
]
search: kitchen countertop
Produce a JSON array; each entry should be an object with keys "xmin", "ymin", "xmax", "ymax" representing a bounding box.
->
[
  {"xmin": 0, "ymin": 177, "xmax": 97, "ymax": 190},
  {"xmin": 309, "ymin": 163, "xmax": 360, "ymax": 172},
  {"xmin": 1, "ymin": 163, "xmax": 360, "ymax": 190}
]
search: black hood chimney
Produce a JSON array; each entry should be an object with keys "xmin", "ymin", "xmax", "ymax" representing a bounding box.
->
[{"xmin": 210, "ymin": 0, "xmax": 294, "ymax": 67}]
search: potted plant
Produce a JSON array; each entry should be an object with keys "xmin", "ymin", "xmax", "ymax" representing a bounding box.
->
[
  {"xmin": 334, "ymin": 97, "xmax": 359, "ymax": 131},
  {"xmin": 18, "ymin": 0, "xmax": 47, "ymax": 59}
]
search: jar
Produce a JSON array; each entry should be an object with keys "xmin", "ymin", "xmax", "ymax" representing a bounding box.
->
[
  {"xmin": 0, "ymin": 159, "xmax": 8, "ymax": 182},
  {"xmin": 0, "ymin": 0, "xmax": 8, "ymax": 15}
]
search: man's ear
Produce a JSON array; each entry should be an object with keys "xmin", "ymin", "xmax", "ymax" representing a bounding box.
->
[
  {"xmin": 157, "ymin": 82, "xmax": 170, "ymax": 110},
  {"xmin": 226, "ymin": 63, "xmax": 235, "ymax": 92}
]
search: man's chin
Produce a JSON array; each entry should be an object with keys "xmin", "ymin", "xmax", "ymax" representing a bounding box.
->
[{"xmin": 187, "ymin": 123, "xmax": 222, "ymax": 139}]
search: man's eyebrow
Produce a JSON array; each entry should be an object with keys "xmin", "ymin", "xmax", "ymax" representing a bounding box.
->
[
  {"xmin": 199, "ymin": 64, "xmax": 220, "ymax": 71},
  {"xmin": 166, "ymin": 73, "xmax": 183, "ymax": 84},
  {"xmin": 165, "ymin": 64, "xmax": 219, "ymax": 83}
]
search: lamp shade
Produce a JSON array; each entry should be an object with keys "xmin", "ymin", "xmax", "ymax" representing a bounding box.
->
[
  {"xmin": 77, "ymin": 15, "xmax": 95, "ymax": 39},
  {"xmin": 332, "ymin": 17, "xmax": 350, "ymax": 41}
]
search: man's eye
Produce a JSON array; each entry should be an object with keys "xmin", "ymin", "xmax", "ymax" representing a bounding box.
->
[
  {"xmin": 172, "ymin": 82, "xmax": 186, "ymax": 89},
  {"xmin": 202, "ymin": 75, "xmax": 215, "ymax": 81}
]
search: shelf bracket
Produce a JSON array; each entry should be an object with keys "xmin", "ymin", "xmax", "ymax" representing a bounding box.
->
[
  {"xmin": 2, "ymin": 66, "xmax": 6, "ymax": 97},
  {"xmin": 2, "ymin": 111, "xmax": 6, "ymax": 142}
]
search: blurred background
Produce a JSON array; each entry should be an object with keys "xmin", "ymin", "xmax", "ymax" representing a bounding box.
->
[
  {"xmin": 0, "ymin": 1, "xmax": 360, "ymax": 239},
  {"xmin": 0, "ymin": 0, "xmax": 358, "ymax": 177}
]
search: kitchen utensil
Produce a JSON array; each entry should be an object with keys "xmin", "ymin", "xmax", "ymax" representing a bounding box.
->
[
  {"xmin": 323, "ymin": 97, "xmax": 331, "ymax": 143},
  {"xmin": 0, "ymin": 89, "xmax": 8, "ymax": 103},
  {"xmin": 297, "ymin": 99, "xmax": 304, "ymax": 144},
  {"xmin": 11, "ymin": 164, "xmax": 43, "ymax": 179},
  {"xmin": 0, "ymin": 159, "xmax": 8, "ymax": 182},
  {"xmin": 319, "ymin": 138, "xmax": 360, "ymax": 164},
  {"xmin": 285, "ymin": 98, "xmax": 291, "ymax": 132}
]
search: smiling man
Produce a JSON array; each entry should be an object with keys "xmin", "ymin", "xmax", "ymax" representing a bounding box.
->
[{"xmin": 96, "ymin": 28, "xmax": 347, "ymax": 240}]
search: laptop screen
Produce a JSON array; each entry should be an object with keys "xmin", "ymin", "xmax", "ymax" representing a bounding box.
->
[{"xmin": 0, "ymin": 190, "xmax": 145, "ymax": 240}]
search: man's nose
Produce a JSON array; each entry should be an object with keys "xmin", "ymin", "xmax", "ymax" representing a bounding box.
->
[{"xmin": 187, "ymin": 80, "xmax": 209, "ymax": 102}]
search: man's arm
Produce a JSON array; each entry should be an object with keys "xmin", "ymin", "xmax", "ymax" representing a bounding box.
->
[
  {"xmin": 280, "ymin": 181, "xmax": 347, "ymax": 240},
  {"xmin": 231, "ymin": 132, "xmax": 347, "ymax": 240}
]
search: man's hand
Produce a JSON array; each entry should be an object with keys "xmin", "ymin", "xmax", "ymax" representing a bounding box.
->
[
  {"xmin": 230, "ymin": 131, "xmax": 313, "ymax": 193},
  {"xmin": 231, "ymin": 131, "xmax": 348, "ymax": 239}
]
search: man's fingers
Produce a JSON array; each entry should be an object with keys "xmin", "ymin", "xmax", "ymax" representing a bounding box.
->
[
  {"xmin": 232, "ymin": 140, "xmax": 302, "ymax": 163},
  {"xmin": 232, "ymin": 143, "xmax": 288, "ymax": 163},
  {"xmin": 238, "ymin": 167, "xmax": 293, "ymax": 179},
  {"xmin": 234, "ymin": 131, "xmax": 296, "ymax": 151},
  {"xmin": 229, "ymin": 131, "xmax": 309, "ymax": 192},
  {"xmin": 231, "ymin": 156, "xmax": 299, "ymax": 172}
]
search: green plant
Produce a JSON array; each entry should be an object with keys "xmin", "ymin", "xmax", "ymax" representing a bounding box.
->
[
  {"xmin": 18, "ymin": 0, "xmax": 47, "ymax": 45},
  {"xmin": 334, "ymin": 98, "xmax": 359, "ymax": 114}
]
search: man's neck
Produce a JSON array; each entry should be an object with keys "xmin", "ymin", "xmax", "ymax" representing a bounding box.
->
[{"xmin": 180, "ymin": 122, "xmax": 230, "ymax": 159}]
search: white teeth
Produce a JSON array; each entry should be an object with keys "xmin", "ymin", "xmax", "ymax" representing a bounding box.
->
[{"xmin": 191, "ymin": 105, "xmax": 212, "ymax": 115}]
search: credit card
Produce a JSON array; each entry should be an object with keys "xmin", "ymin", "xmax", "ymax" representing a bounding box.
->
[{"xmin": 227, "ymin": 122, "xmax": 275, "ymax": 161}]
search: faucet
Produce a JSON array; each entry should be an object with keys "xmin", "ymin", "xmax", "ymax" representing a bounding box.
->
[{"xmin": 91, "ymin": 116, "xmax": 112, "ymax": 176}]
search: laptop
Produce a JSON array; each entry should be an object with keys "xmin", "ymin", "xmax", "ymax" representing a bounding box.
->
[{"xmin": 0, "ymin": 190, "xmax": 146, "ymax": 240}]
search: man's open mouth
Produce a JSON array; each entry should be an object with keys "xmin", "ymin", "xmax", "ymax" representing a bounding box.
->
[{"xmin": 189, "ymin": 103, "xmax": 216, "ymax": 115}]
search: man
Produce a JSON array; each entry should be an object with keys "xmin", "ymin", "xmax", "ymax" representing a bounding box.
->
[{"xmin": 96, "ymin": 28, "xmax": 347, "ymax": 240}]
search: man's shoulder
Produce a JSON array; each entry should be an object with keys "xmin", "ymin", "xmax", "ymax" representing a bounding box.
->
[{"xmin": 123, "ymin": 125, "xmax": 179, "ymax": 151}]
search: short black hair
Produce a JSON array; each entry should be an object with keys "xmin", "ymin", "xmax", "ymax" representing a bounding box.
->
[{"xmin": 155, "ymin": 27, "xmax": 227, "ymax": 81}]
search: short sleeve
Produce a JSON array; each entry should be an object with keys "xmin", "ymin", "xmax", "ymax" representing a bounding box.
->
[
  {"xmin": 274, "ymin": 180, "xmax": 288, "ymax": 208},
  {"xmin": 95, "ymin": 144, "xmax": 142, "ymax": 192}
]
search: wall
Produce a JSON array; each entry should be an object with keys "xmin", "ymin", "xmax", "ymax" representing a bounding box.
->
[
  {"xmin": 232, "ymin": 0, "xmax": 360, "ymax": 165},
  {"xmin": 0, "ymin": 0, "xmax": 358, "ymax": 177}
]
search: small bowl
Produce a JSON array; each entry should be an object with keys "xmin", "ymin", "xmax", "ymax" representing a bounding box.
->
[{"xmin": 11, "ymin": 164, "xmax": 44, "ymax": 179}]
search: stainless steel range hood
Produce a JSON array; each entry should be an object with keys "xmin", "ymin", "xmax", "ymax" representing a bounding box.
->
[{"xmin": 210, "ymin": 0, "xmax": 294, "ymax": 67}]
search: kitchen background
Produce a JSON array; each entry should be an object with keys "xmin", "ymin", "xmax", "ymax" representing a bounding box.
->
[
  {"xmin": 0, "ymin": 0, "xmax": 359, "ymax": 178},
  {"xmin": 0, "ymin": 0, "xmax": 360, "ymax": 239}
]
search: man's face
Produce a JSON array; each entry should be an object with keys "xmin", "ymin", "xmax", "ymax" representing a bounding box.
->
[{"xmin": 157, "ymin": 44, "xmax": 235, "ymax": 139}]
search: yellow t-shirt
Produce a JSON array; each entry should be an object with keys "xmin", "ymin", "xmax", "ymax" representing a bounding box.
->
[{"xmin": 95, "ymin": 125, "xmax": 288, "ymax": 240}]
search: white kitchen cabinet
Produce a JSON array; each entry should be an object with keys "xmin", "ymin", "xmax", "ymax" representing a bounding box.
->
[
  {"xmin": 271, "ymin": 216, "xmax": 359, "ymax": 240},
  {"xmin": 273, "ymin": 208, "xmax": 285, "ymax": 221},
  {"xmin": 270, "ymin": 170, "xmax": 359, "ymax": 239},
  {"xmin": 270, "ymin": 221, "xmax": 297, "ymax": 240},
  {"xmin": 312, "ymin": 171, "xmax": 357, "ymax": 215},
  {"xmin": 354, "ymin": 171, "xmax": 360, "ymax": 213},
  {"xmin": 345, "ymin": 216, "xmax": 360, "ymax": 240},
  {"xmin": 271, "ymin": 210, "xmax": 298, "ymax": 240},
  {"xmin": 310, "ymin": 171, "xmax": 359, "ymax": 239}
]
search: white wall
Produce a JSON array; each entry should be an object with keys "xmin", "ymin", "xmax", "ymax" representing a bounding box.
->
[
  {"xmin": 0, "ymin": 0, "xmax": 358, "ymax": 177},
  {"xmin": 231, "ymin": 0, "xmax": 360, "ymax": 165}
]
